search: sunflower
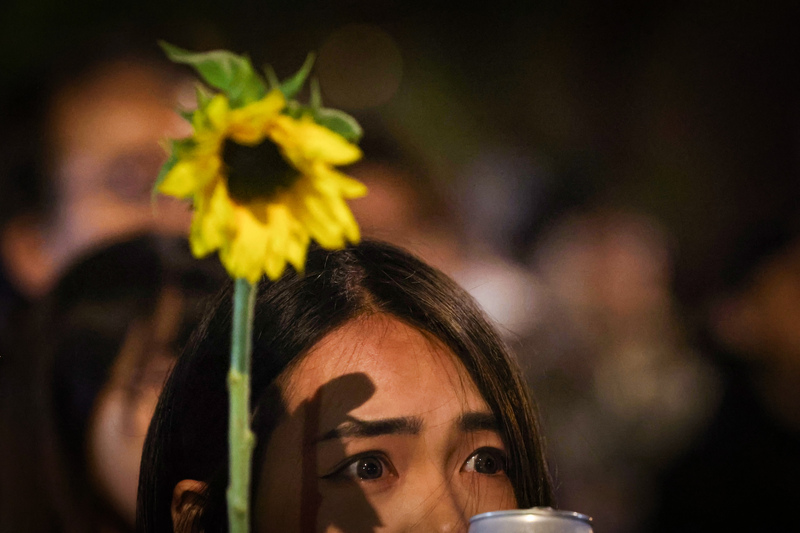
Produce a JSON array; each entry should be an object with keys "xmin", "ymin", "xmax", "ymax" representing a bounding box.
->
[{"xmin": 156, "ymin": 49, "xmax": 366, "ymax": 283}]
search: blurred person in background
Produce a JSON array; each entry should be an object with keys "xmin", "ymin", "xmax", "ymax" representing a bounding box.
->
[
  {"xmin": 524, "ymin": 207, "xmax": 720, "ymax": 533},
  {"xmin": 348, "ymin": 130, "xmax": 544, "ymax": 342},
  {"xmin": 648, "ymin": 213, "xmax": 800, "ymax": 531},
  {"xmin": 0, "ymin": 37, "xmax": 193, "ymax": 325},
  {"xmin": 0, "ymin": 41, "xmax": 195, "ymax": 488},
  {"xmin": 347, "ymin": 130, "xmax": 462, "ymax": 275},
  {"xmin": 0, "ymin": 234, "xmax": 225, "ymax": 533}
]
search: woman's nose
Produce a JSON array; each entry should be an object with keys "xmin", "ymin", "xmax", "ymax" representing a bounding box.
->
[
  {"xmin": 422, "ymin": 493, "xmax": 469, "ymax": 533},
  {"xmin": 405, "ymin": 479, "xmax": 470, "ymax": 533}
]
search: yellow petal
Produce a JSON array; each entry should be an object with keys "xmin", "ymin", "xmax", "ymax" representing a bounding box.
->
[
  {"xmin": 193, "ymin": 129, "xmax": 226, "ymax": 156},
  {"xmin": 296, "ymin": 194, "xmax": 346, "ymax": 249},
  {"xmin": 161, "ymin": 155, "xmax": 222, "ymax": 198},
  {"xmin": 205, "ymin": 94, "xmax": 231, "ymax": 131},
  {"xmin": 272, "ymin": 115, "xmax": 362, "ymax": 166},
  {"xmin": 284, "ymin": 229, "xmax": 309, "ymax": 273},
  {"xmin": 269, "ymin": 202, "xmax": 310, "ymax": 272},
  {"xmin": 326, "ymin": 195, "xmax": 361, "ymax": 242},
  {"xmin": 309, "ymin": 164, "xmax": 368, "ymax": 198},
  {"xmin": 190, "ymin": 182, "xmax": 234, "ymax": 258},
  {"xmin": 263, "ymin": 203, "xmax": 309, "ymax": 279},
  {"xmin": 221, "ymin": 207, "xmax": 270, "ymax": 283},
  {"xmin": 263, "ymin": 243, "xmax": 285, "ymax": 280},
  {"xmin": 228, "ymin": 90, "xmax": 286, "ymax": 145},
  {"xmin": 159, "ymin": 160, "xmax": 203, "ymax": 198},
  {"xmin": 266, "ymin": 205, "xmax": 287, "ymax": 248}
]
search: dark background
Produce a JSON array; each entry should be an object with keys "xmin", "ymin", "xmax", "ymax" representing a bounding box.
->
[{"xmin": 3, "ymin": 0, "xmax": 798, "ymax": 298}]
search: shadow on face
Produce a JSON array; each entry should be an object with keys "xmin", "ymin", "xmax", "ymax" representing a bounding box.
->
[{"xmin": 296, "ymin": 373, "xmax": 381, "ymax": 533}]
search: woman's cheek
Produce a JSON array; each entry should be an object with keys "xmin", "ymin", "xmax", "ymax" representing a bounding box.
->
[
  {"xmin": 316, "ymin": 480, "xmax": 386, "ymax": 532},
  {"xmin": 459, "ymin": 472, "xmax": 517, "ymax": 516},
  {"xmin": 254, "ymin": 417, "xmax": 308, "ymax": 533}
]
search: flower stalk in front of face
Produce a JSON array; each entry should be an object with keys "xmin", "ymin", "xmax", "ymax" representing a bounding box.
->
[
  {"xmin": 154, "ymin": 42, "xmax": 366, "ymax": 533},
  {"xmin": 227, "ymin": 278, "xmax": 256, "ymax": 532}
]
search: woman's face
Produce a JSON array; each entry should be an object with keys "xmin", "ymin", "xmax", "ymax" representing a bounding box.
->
[{"xmin": 255, "ymin": 314, "xmax": 516, "ymax": 533}]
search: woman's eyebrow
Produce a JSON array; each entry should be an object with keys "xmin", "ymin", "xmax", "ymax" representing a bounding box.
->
[
  {"xmin": 315, "ymin": 416, "xmax": 422, "ymax": 442},
  {"xmin": 458, "ymin": 411, "xmax": 498, "ymax": 432}
]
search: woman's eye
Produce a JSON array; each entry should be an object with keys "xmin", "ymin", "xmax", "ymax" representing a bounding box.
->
[
  {"xmin": 349, "ymin": 456, "xmax": 383, "ymax": 480},
  {"xmin": 336, "ymin": 455, "xmax": 390, "ymax": 481},
  {"xmin": 463, "ymin": 448, "xmax": 507, "ymax": 475}
]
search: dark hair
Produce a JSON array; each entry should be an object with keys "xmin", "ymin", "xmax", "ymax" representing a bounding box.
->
[
  {"xmin": 0, "ymin": 234, "xmax": 226, "ymax": 532},
  {"xmin": 138, "ymin": 240, "xmax": 553, "ymax": 532}
]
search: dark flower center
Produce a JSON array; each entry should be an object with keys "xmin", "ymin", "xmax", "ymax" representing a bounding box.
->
[{"xmin": 222, "ymin": 138, "xmax": 300, "ymax": 203}]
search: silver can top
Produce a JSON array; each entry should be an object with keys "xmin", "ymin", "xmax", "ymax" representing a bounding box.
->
[{"xmin": 469, "ymin": 507, "xmax": 593, "ymax": 533}]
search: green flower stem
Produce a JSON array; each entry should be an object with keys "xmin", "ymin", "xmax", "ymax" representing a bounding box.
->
[{"xmin": 228, "ymin": 278, "xmax": 257, "ymax": 533}]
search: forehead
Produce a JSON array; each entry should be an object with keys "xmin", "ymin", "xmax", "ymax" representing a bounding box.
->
[
  {"xmin": 280, "ymin": 314, "xmax": 488, "ymax": 419},
  {"xmin": 50, "ymin": 62, "xmax": 188, "ymax": 161}
]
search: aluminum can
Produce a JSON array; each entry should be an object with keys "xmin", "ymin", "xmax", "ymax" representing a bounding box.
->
[{"xmin": 469, "ymin": 507, "xmax": 593, "ymax": 533}]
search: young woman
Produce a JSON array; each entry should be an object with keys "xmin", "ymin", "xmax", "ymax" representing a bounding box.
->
[
  {"xmin": 138, "ymin": 240, "xmax": 553, "ymax": 532},
  {"xmin": 0, "ymin": 234, "xmax": 226, "ymax": 533}
]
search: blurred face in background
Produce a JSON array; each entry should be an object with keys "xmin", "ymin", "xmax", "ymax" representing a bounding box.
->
[
  {"xmin": 714, "ymin": 238, "xmax": 800, "ymax": 372},
  {"xmin": 87, "ymin": 289, "xmax": 182, "ymax": 527},
  {"xmin": 46, "ymin": 60, "xmax": 192, "ymax": 266},
  {"xmin": 3, "ymin": 60, "xmax": 193, "ymax": 296}
]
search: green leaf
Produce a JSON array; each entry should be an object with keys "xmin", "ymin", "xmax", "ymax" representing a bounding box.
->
[
  {"xmin": 173, "ymin": 85, "xmax": 213, "ymax": 124},
  {"xmin": 309, "ymin": 77, "xmax": 322, "ymax": 111},
  {"xmin": 159, "ymin": 41, "xmax": 267, "ymax": 107},
  {"xmin": 283, "ymin": 100, "xmax": 304, "ymax": 119},
  {"xmin": 195, "ymin": 83, "xmax": 213, "ymax": 109},
  {"xmin": 152, "ymin": 152, "xmax": 178, "ymax": 204},
  {"xmin": 279, "ymin": 53, "xmax": 316, "ymax": 99},
  {"xmin": 264, "ymin": 64, "xmax": 280, "ymax": 91},
  {"xmin": 177, "ymin": 108, "xmax": 194, "ymax": 122},
  {"xmin": 313, "ymin": 108, "xmax": 363, "ymax": 143}
]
